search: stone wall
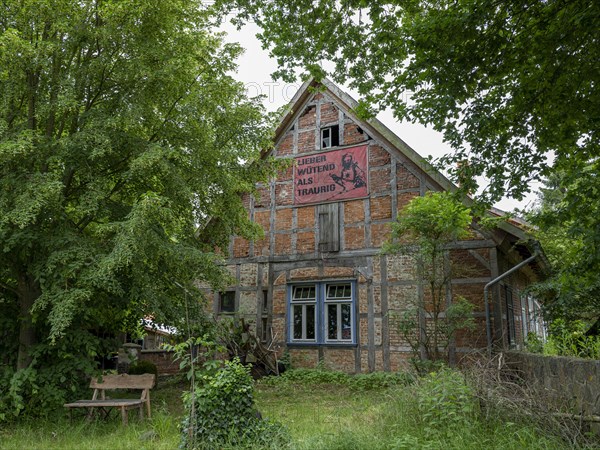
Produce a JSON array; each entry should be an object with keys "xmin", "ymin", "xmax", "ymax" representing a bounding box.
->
[{"xmin": 507, "ymin": 351, "xmax": 600, "ymax": 420}]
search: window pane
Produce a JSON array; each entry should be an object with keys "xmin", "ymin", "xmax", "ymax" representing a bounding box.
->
[
  {"xmin": 321, "ymin": 128, "xmax": 331, "ymax": 148},
  {"xmin": 293, "ymin": 285, "xmax": 316, "ymax": 301},
  {"xmin": 328, "ymin": 304, "xmax": 338, "ymax": 339},
  {"xmin": 306, "ymin": 305, "xmax": 315, "ymax": 339},
  {"xmin": 341, "ymin": 303, "xmax": 352, "ymax": 340},
  {"xmin": 327, "ymin": 284, "xmax": 336, "ymax": 298},
  {"xmin": 293, "ymin": 305, "xmax": 302, "ymax": 339},
  {"xmin": 326, "ymin": 283, "xmax": 351, "ymax": 300},
  {"xmin": 220, "ymin": 292, "xmax": 235, "ymax": 313}
]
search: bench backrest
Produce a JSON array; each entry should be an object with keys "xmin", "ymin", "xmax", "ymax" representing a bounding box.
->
[{"xmin": 90, "ymin": 373, "xmax": 155, "ymax": 390}]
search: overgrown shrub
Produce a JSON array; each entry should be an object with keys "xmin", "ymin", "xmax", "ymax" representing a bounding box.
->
[
  {"xmin": 260, "ymin": 367, "xmax": 414, "ymax": 391},
  {"xmin": 416, "ymin": 368, "xmax": 477, "ymax": 429},
  {"xmin": 526, "ymin": 320, "xmax": 600, "ymax": 359},
  {"xmin": 525, "ymin": 332, "xmax": 544, "ymax": 353},
  {"xmin": 181, "ymin": 358, "xmax": 289, "ymax": 449},
  {"xmin": 128, "ymin": 360, "xmax": 158, "ymax": 377},
  {"xmin": 0, "ymin": 330, "xmax": 113, "ymax": 422}
]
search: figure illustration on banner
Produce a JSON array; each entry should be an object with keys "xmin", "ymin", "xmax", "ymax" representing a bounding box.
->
[{"xmin": 329, "ymin": 153, "xmax": 366, "ymax": 193}]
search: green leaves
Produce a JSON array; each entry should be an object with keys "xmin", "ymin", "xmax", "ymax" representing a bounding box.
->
[
  {"xmin": 0, "ymin": 0, "xmax": 276, "ymax": 417},
  {"xmin": 181, "ymin": 357, "xmax": 290, "ymax": 449},
  {"xmin": 220, "ymin": 0, "xmax": 600, "ymax": 205},
  {"xmin": 384, "ymin": 192, "xmax": 471, "ymax": 256},
  {"xmin": 527, "ymin": 166, "xmax": 600, "ymax": 324}
]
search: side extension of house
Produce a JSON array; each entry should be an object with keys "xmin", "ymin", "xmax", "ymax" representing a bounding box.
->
[{"xmin": 201, "ymin": 79, "xmax": 546, "ymax": 372}]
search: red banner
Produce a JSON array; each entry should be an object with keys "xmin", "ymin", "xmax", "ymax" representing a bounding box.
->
[{"xmin": 294, "ymin": 145, "xmax": 369, "ymax": 205}]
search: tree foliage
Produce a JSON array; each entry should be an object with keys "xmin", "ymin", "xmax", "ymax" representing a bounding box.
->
[
  {"xmin": 384, "ymin": 192, "xmax": 475, "ymax": 367},
  {"xmin": 527, "ymin": 166, "xmax": 600, "ymax": 324},
  {"xmin": 218, "ymin": 0, "xmax": 599, "ymax": 203},
  {"xmin": 0, "ymin": 0, "xmax": 274, "ymax": 418}
]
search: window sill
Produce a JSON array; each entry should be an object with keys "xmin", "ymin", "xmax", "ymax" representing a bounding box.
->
[{"xmin": 286, "ymin": 342, "xmax": 357, "ymax": 348}]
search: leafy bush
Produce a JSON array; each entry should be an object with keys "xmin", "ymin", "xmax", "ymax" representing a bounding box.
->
[
  {"xmin": 0, "ymin": 330, "xmax": 112, "ymax": 422},
  {"xmin": 128, "ymin": 360, "xmax": 158, "ymax": 377},
  {"xmin": 261, "ymin": 367, "xmax": 414, "ymax": 391},
  {"xmin": 181, "ymin": 358, "xmax": 289, "ymax": 449},
  {"xmin": 525, "ymin": 332, "xmax": 544, "ymax": 353},
  {"xmin": 416, "ymin": 369, "xmax": 477, "ymax": 430},
  {"xmin": 526, "ymin": 320, "xmax": 600, "ymax": 359}
]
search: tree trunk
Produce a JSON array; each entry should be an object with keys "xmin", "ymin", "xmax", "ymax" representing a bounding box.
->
[{"xmin": 16, "ymin": 272, "xmax": 40, "ymax": 370}]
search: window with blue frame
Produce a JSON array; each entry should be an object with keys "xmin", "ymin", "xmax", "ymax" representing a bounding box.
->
[{"xmin": 288, "ymin": 281, "xmax": 356, "ymax": 345}]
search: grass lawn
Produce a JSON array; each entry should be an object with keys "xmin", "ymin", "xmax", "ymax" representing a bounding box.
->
[{"xmin": 0, "ymin": 372, "xmax": 589, "ymax": 449}]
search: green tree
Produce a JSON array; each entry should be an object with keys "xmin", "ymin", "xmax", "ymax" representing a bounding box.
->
[
  {"xmin": 218, "ymin": 0, "xmax": 599, "ymax": 203},
  {"xmin": 0, "ymin": 0, "xmax": 273, "ymax": 417},
  {"xmin": 383, "ymin": 192, "xmax": 475, "ymax": 367},
  {"xmin": 527, "ymin": 165, "xmax": 600, "ymax": 324}
]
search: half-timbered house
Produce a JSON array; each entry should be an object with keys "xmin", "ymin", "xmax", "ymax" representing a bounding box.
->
[{"xmin": 205, "ymin": 79, "xmax": 546, "ymax": 372}]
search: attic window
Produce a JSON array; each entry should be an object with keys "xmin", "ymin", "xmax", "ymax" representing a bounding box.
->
[{"xmin": 321, "ymin": 125, "xmax": 339, "ymax": 148}]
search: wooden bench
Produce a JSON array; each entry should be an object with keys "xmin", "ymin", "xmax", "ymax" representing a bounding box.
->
[{"xmin": 64, "ymin": 373, "xmax": 155, "ymax": 425}]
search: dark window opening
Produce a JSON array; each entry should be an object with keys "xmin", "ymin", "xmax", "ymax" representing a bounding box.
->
[
  {"xmin": 219, "ymin": 291, "xmax": 236, "ymax": 313},
  {"xmin": 321, "ymin": 125, "xmax": 340, "ymax": 148}
]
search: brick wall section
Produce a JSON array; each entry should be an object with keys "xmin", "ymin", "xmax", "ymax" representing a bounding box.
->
[
  {"xmin": 275, "ymin": 234, "xmax": 291, "ymax": 255},
  {"xmin": 370, "ymin": 145, "xmax": 391, "ymax": 167},
  {"xmin": 371, "ymin": 196, "xmax": 392, "ymax": 221},
  {"xmin": 344, "ymin": 200, "xmax": 365, "ymax": 223},
  {"xmin": 371, "ymin": 222, "xmax": 391, "ymax": 247},
  {"xmin": 297, "ymin": 206, "xmax": 315, "ymax": 229},
  {"xmin": 277, "ymin": 132, "xmax": 294, "ymax": 156},
  {"xmin": 296, "ymin": 231, "xmax": 315, "ymax": 254},
  {"xmin": 253, "ymin": 186, "xmax": 270, "ymax": 208},
  {"xmin": 139, "ymin": 350, "xmax": 180, "ymax": 375},
  {"xmin": 298, "ymin": 130, "xmax": 315, "ymax": 153},
  {"xmin": 344, "ymin": 123, "xmax": 365, "ymax": 145},
  {"xmin": 397, "ymin": 164, "xmax": 420, "ymax": 190},
  {"xmin": 369, "ymin": 167, "xmax": 391, "ymax": 194},
  {"xmin": 320, "ymin": 102, "xmax": 338, "ymax": 125},
  {"xmin": 275, "ymin": 208, "xmax": 292, "ymax": 231},
  {"xmin": 298, "ymin": 105, "xmax": 317, "ymax": 129},
  {"xmin": 275, "ymin": 183, "xmax": 293, "ymax": 206},
  {"xmin": 233, "ymin": 237, "xmax": 249, "ymax": 258},
  {"xmin": 344, "ymin": 225, "xmax": 366, "ymax": 250}
]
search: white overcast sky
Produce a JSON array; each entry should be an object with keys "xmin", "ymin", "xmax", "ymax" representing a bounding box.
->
[{"xmin": 222, "ymin": 22, "xmax": 537, "ymax": 212}]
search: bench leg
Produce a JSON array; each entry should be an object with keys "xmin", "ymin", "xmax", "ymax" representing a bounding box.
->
[
  {"xmin": 146, "ymin": 391, "xmax": 152, "ymax": 419},
  {"xmin": 121, "ymin": 406, "xmax": 128, "ymax": 426},
  {"xmin": 139, "ymin": 405, "xmax": 144, "ymax": 421}
]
